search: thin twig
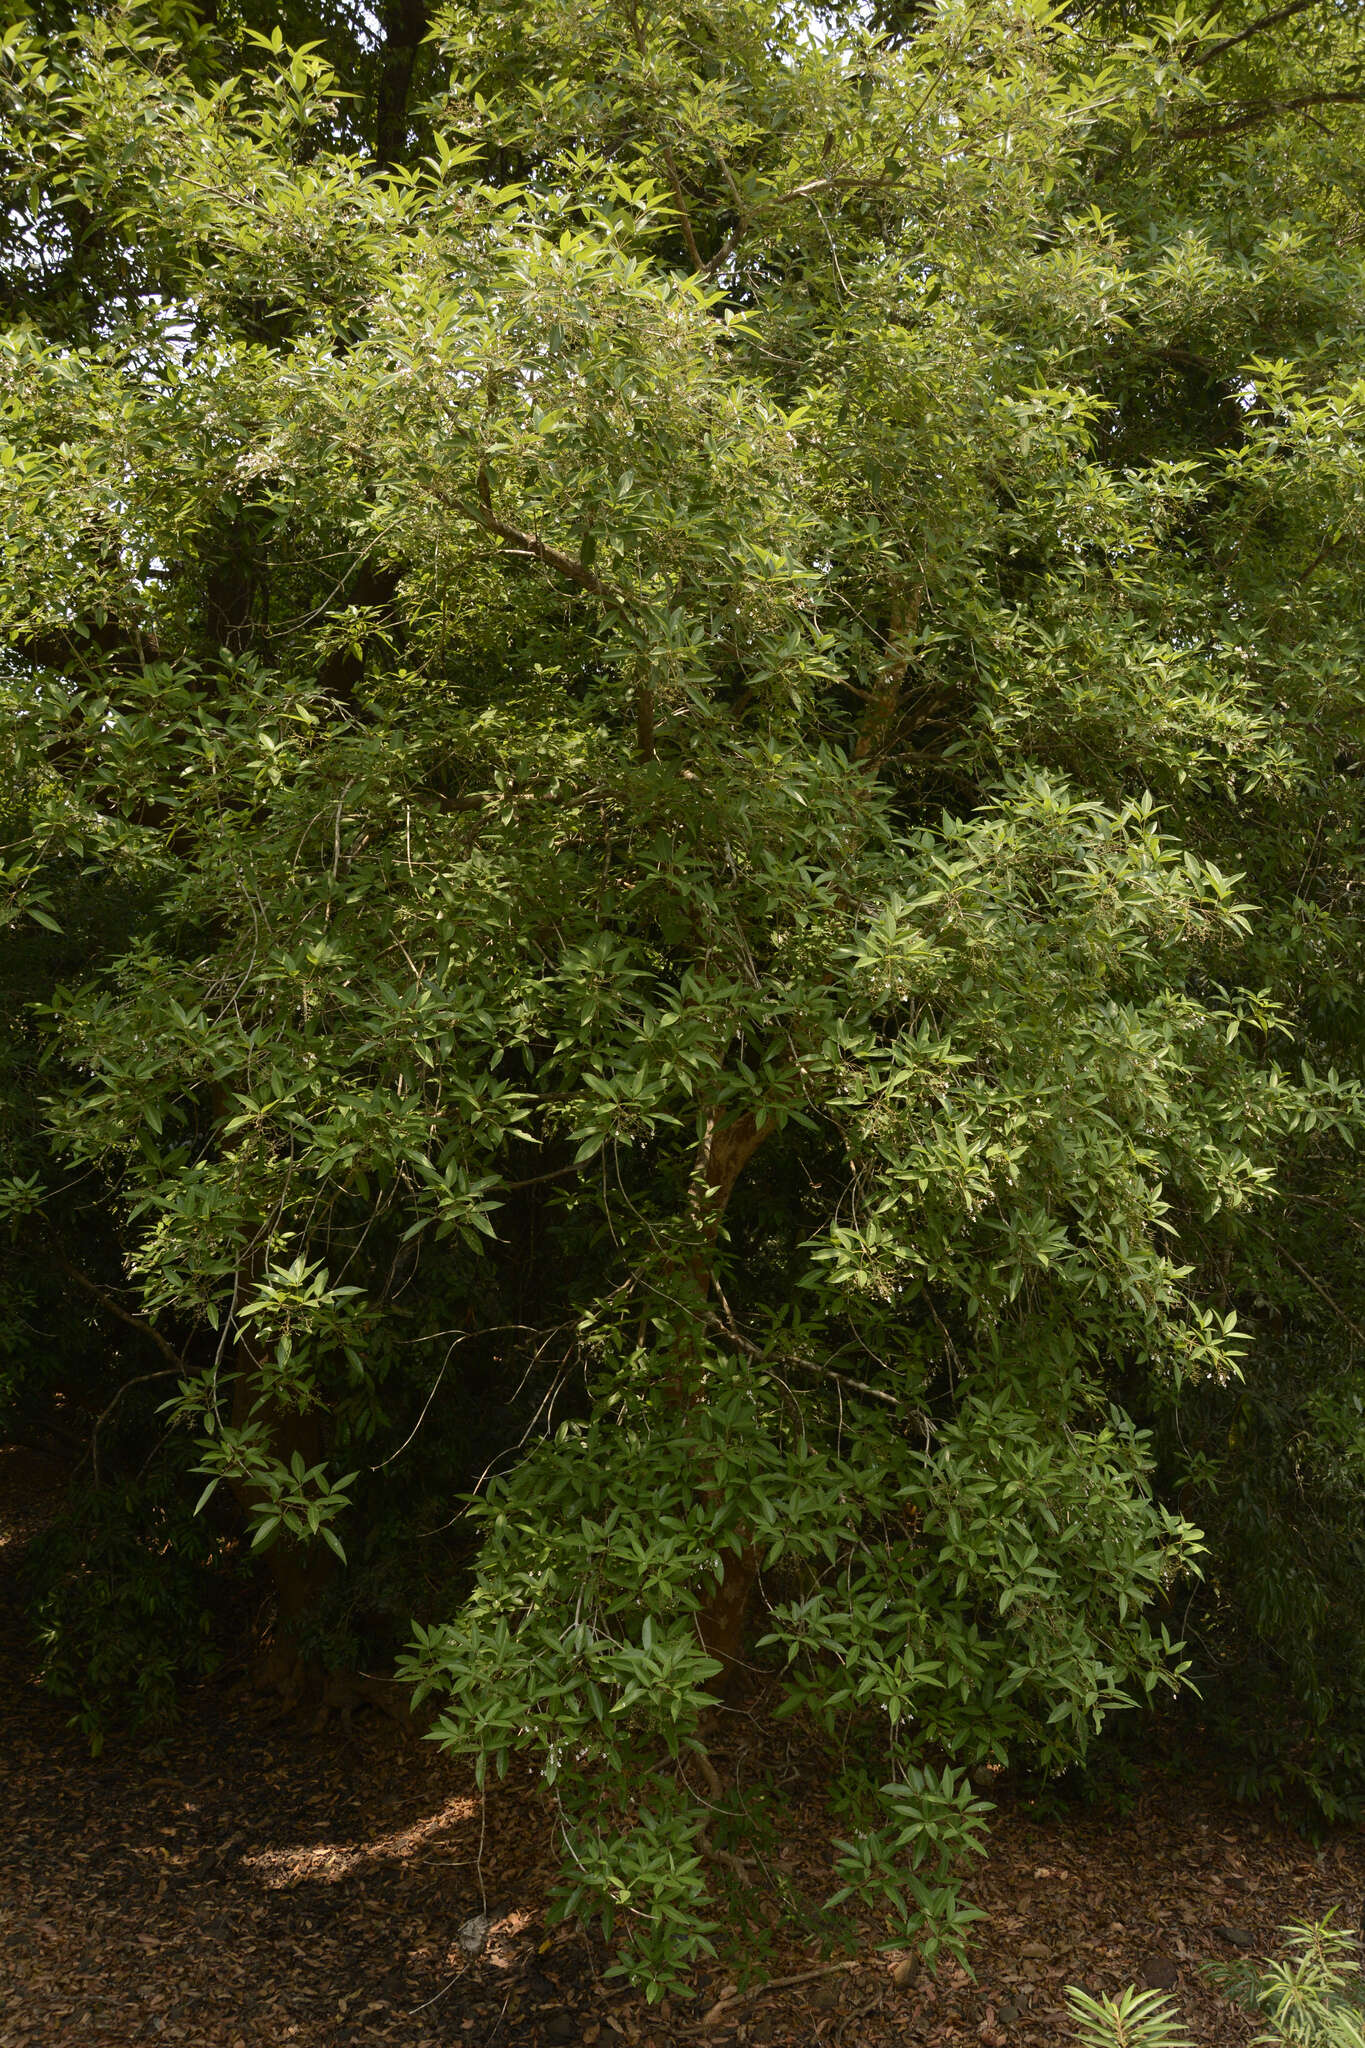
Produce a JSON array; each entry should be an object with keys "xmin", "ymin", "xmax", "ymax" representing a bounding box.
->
[
  {"xmin": 1288, "ymin": 1192, "xmax": 1365, "ymax": 1236},
  {"xmin": 367, "ymin": 1358, "xmax": 448, "ymax": 1470},
  {"xmin": 499, "ymin": 1159, "xmax": 590, "ymax": 1193},
  {"xmin": 84, "ymin": 1368, "xmax": 183, "ymax": 1488},
  {"xmin": 404, "ymin": 1962, "xmax": 472, "ymax": 2016}
]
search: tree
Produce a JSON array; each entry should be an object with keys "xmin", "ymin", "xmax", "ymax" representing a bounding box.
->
[{"xmin": 2, "ymin": 0, "xmax": 1364, "ymax": 1992}]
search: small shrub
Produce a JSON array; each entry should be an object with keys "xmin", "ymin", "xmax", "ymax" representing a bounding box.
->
[
  {"xmin": 1065, "ymin": 1984, "xmax": 1192, "ymax": 2048},
  {"xmin": 1066, "ymin": 1916, "xmax": 1365, "ymax": 2048},
  {"xmin": 1207, "ymin": 1915, "xmax": 1365, "ymax": 2047}
]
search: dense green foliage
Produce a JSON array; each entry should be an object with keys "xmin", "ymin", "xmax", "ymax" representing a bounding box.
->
[{"xmin": 3, "ymin": 0, "xmax": 1365, "ymax": 1992}]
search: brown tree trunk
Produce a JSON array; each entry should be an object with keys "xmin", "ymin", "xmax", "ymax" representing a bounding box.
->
[
  {"xmin": 374, "ymin": 0, "xmax": 431, "ymax": 169},
  {"xmin": 686, "ymin": 1106, "xmax": 767, "ymax": 1284},
  {"xmin": 682, "ymin": 587, "xmax": 919, "ymax": 1676},
  {"xmin": 229, "ymin": 1342, "xmax": 336, "ymax": 1701},
  {"xmin": 695, "ymin": 1533, "xmax": 760, "ymax": 1674},
  {"xmin": 677, "ymin": 1107, "xmax": 771, "ymax": 1684}
]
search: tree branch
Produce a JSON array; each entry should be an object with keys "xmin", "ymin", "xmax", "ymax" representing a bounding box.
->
[
  {"xmin": 661, "ymin": 143, "xmax": 705, "ymax": 271},
  {"xmin": 56, "ymin": 1252, "xmax": 188, "ymax": 1373},
  {"xmin": 1168, "ymin": 88, "xmax": 1365, "ymax": 141},
  {"xmin": 701, "ymin": 151, "xmax": 748, "ymax": 279},
  {"xmin": 703, "ymin": 1960, "xmax": 860, "ymax": 2026},
  {"xmin": 500, "ymin": 1158, "xmax": 594, "ymax": 1193},
  {"xmin": 1187, "ymin": 0, "xmax": 1328, "ymax": 69},
  {"xmin": 462, "ymin": 469, "xmax": 625, "ymax": 605},
  {"xmin": 618, "ymin": 0, "xmax": 706, "ymax": 275},
  {"xmin": 84, "ymin": 1369, "xmax": 183, "ymax": 1489}
]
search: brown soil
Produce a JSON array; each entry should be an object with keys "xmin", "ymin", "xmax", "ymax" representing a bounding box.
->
[{"xmin": 2, "ymin": 1442, "xmax": 1361, "ymax": 2048}]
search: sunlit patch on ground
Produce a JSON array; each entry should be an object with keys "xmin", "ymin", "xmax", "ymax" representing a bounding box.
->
[{"xmin": 240, "ymin": 1793, "xmax": 480, "ymax": 1888}]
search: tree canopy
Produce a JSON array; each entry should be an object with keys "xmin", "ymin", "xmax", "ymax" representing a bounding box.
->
[{"xmin": 3, "ymin": 0, "xmax": 1365, "ymax": 1994}]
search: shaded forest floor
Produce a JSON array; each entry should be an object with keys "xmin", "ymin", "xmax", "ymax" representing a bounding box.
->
[{"xmin": 3, "ymin": 1442, "xmax": 1362, "ymax": 2048}]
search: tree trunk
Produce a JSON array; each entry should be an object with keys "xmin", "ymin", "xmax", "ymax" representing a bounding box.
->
[
  {"xmin": 680, "ymin": 588, "xmax": 917, "ymax": 1677},
  {"xmin": 374, "ymin": 0, "xmax": 430, "ymax": 169},
  {"xmin": 678, "ymin": 1106, "xmax": 770, "ymax": 1685},
  {"xmin": 229, "ymin": 1341, "xmax": 336, "ymax": 1700}
]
